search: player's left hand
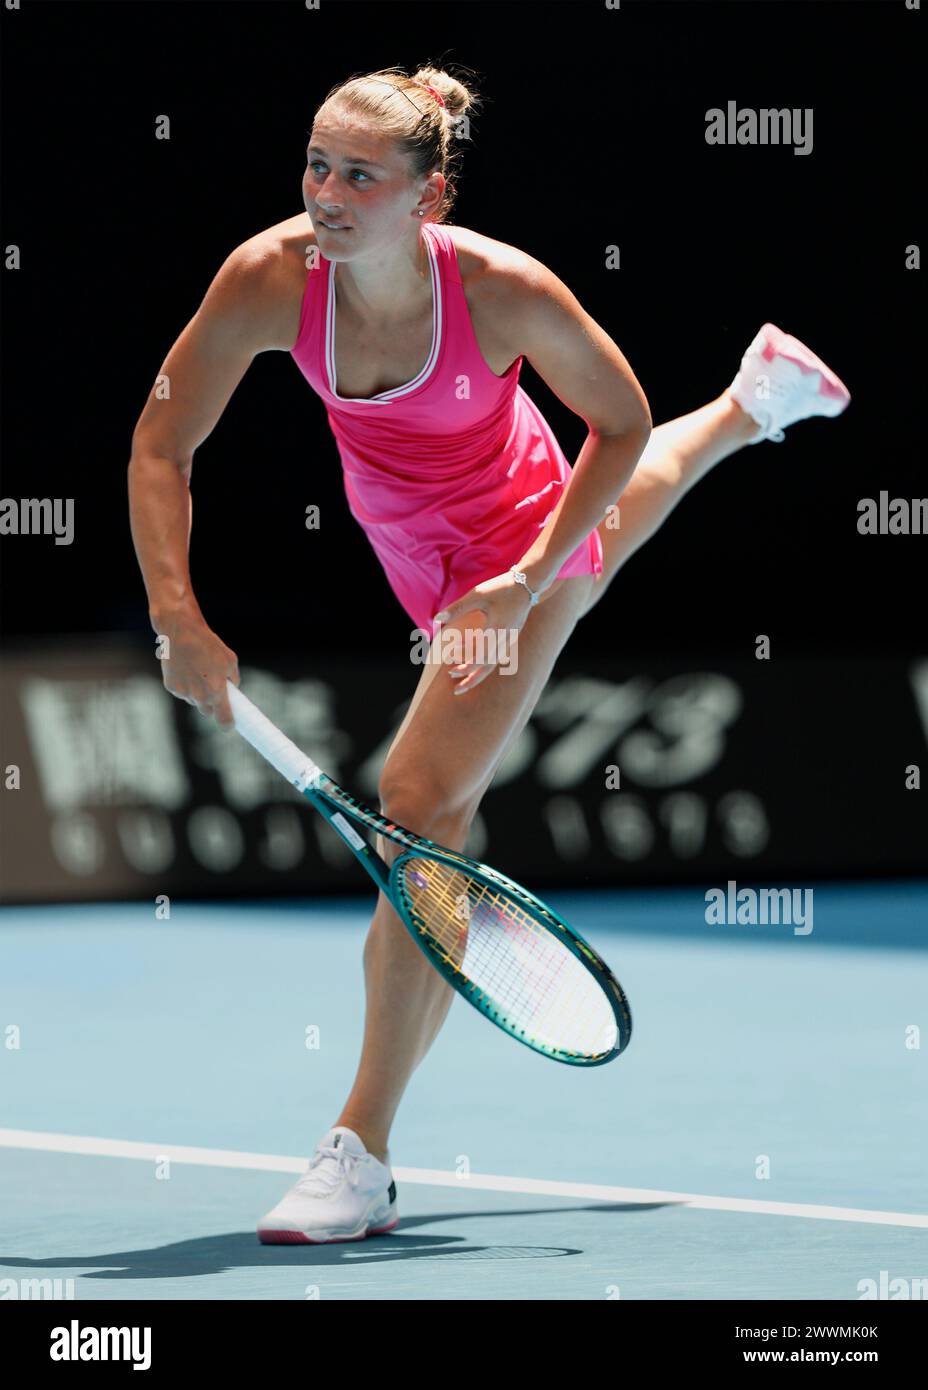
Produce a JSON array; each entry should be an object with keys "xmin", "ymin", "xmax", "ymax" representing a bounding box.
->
[{"xmin": 432, "ymin": 570, "xmax": 540, "ymax": 695}]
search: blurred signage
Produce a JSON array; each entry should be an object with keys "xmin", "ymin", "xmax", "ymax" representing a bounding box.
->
[{"xmin": 1, "ymin": 644, "xmax": 926, "ymax": 903}]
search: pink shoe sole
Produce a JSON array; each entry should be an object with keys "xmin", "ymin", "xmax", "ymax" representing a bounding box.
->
[
  {"xmin": 256, "ymin": 1216, "xmax": 400, "ymax": 1245},
  {"xmin": 756, "ymin": 321, "xmax": 851, "ymax": 412}
]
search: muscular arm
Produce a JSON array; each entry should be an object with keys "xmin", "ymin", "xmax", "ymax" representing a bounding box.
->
[
  {"xmin": 127, "ymin": 234, "xmax": 298, "ymax": 722},
  {"xmin": 128, "ymin": 238, "xmax": 294, "ymax": 626},
  {"xmin": 489, "ymin": 255, "xmax": 652, "ymax": 593}
]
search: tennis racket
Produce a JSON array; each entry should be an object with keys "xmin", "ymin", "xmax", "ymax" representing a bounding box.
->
[{"xmin": 226, "ymin": 680, "xmax": 632, "ymax": 1066}]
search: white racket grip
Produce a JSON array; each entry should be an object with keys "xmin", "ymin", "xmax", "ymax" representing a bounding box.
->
[{"xmin": 226, "ymin": 681, "xmax": 322, "ymax": 793}]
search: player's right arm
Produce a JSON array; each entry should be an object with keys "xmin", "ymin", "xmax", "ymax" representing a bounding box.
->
[{"xmin": 128, "ymin": 237, "xmax": 296, "ymax": 727}]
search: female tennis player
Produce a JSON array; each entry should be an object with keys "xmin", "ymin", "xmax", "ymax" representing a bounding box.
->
[{"xmin": 128, "ymin": 64, "xmax": 850, "ymax": 1244}]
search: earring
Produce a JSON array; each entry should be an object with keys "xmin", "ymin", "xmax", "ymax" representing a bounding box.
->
[{"xmin": 417, "ymin": 210, "xmax": 424, "ymax": 217}]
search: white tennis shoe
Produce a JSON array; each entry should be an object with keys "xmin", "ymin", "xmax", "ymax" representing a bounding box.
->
[
  {"xmin": 727, "ymin": 321, "xmax": 851, "ymax": 443},
  {"xmin": 257, "ymin": 1126, "xmax": 399, "ymax": 1244}
]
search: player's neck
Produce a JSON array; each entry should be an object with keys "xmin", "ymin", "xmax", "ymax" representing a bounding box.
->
[{"xmin": 333, "ymin": 232, "xmax": 431, "ymax": 323}]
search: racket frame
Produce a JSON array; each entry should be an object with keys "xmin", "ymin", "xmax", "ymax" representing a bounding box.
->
[{"xmin": 228, "ymin": 682, "xmax": 632, "ymax": 1065}]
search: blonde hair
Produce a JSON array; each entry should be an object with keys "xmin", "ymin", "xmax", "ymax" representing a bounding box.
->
[{"xmin": 314, "ymin": 63, "xmax": 482, "ymax": 223}]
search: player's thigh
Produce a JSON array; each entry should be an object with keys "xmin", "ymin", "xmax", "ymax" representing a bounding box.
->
[
  {"xmin": 378, "ymin": 574, "xmax": 595, "ymax": 820},
  {"xmin": 386, "ymin": 572, "xmax": 596, "ymax": 756}
]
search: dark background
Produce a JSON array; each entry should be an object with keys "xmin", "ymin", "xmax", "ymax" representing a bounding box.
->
[
  {"xmin": 1, "ymin": 0, "xmax": 922, "ymax": 660},
  {"xmin": 1, "ymin": 1, "xmax": 925, "ymax": 903}
]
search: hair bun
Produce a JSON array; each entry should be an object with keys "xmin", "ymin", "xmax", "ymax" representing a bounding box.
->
[{"xmin": 320, "ymin": 64, "xmax": 483, "ymax": 223}]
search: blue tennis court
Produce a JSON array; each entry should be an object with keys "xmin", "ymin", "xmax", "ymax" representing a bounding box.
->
[{"xmin": 2, "ymin": 881, "xmax": 925, "ymax": 1301}]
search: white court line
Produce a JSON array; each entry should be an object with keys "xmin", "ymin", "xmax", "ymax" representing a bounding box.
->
[{"xmin": 1, "ymin": 1128, "xmax": 926, "ymax": 1230}]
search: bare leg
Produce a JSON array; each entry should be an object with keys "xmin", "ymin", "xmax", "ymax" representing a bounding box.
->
[
  {"xmin": 332, "ymin": 818, "xmax": 467, "ymax": 1164},
  {"xmin": 332, "ymin": 573, "xmax": 596, "ymax": 1162},
  {"xmin": 330, "ymin": 397, "xmax": 763, "ymax": 1157},
  {"xmin": 582, "ymin": 390, "xmax": 763, "ymax": 617}
]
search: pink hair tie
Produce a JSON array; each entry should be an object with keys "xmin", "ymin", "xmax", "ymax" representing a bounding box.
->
[{"xmin": 419, "ymin": 83, "xmax": 446, "ymax": 108}]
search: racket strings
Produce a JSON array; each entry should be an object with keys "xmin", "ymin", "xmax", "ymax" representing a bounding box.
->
[{"xmin": 397, "ymin": 857, "xmax": 618, "ymax": 1059}]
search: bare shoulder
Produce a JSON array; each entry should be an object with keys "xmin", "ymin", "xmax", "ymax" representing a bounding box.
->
[
  {"xmin": 209, "ymin": 211, "xmax": 316, "ymax": 353},
  {"xmin": 447, "ymin": 224, "xmax": 651, "ymax": 434},
  {"xmin": 445, "ymin": 223, "xmax": 549, "ymax": 305},
  {"xmin": 445, "ymin": 224, "xmax": 578, "ymax": 357},
  {"xmin": 248, "ymin": 210, "xmax": 318, "ymax": 276}
]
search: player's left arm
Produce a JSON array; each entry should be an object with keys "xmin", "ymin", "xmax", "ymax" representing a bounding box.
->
[{"xmin": 493, "ymin": 255, "xmax": 653, "ymax": 592}]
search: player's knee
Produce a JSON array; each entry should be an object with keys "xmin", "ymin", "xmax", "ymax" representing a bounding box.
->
[{"xmin": 377, "ymin": 774, "xmax": 478, "ymax": 846}]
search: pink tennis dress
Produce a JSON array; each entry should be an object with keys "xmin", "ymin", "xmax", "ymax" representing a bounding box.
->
[{"xmin": 289, "ymin": 220, "xmax": 603, "ymax": 636}]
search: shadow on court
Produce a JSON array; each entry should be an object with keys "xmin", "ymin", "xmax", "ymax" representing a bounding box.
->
[{"xmin": 0, "ymin": 1203, "xmax": 674, "ymax": 1279}]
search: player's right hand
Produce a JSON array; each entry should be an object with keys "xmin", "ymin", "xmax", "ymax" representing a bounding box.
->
[{"xmin": 157, "ymin": 616, "xmax": 240, "ymax": 728}]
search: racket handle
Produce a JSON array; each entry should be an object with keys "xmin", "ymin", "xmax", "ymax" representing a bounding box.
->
[{"xmin": 226, "ymin": 680, "xmax": 322, "ymax": 792}]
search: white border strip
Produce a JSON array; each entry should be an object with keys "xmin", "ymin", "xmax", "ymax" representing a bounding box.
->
[{"xmin": 2, "ymin": 1129, "xmax": 925, "ymax": 1229}]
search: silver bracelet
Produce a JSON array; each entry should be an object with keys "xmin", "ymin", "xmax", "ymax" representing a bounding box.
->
[{"xmin": 510, "ymin": 566, "xmax": 541, "ymax": 606}]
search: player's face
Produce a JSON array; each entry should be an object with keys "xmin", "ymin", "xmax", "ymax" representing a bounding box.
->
[{"xmin": 304, "ymin": 116, "xmax": 426, "ymax": 257}]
